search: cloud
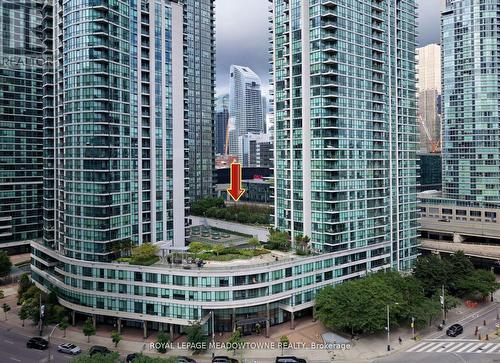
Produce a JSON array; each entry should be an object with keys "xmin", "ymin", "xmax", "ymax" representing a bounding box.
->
[{"xmin": 216, "ymin": 0, "xmax": 441, "ymax": 95}]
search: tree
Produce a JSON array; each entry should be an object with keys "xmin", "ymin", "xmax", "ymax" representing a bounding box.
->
[
  {"xmin": 279, "ymin": 335, "xmax": 290, "ymax": 355},
  {"xmin": 58, "ymin": 317, "xmax": 70, "ymax": 337},
  {"xmin": 156, "ymin": 330, "xmax": 170, "ymax": 353},
  {"xmin": 455, "ymin": 269, "xmax": 499, "ymax": 299},
  {"xmin": 414, "ymin": 254, "xmax": 451, "ymax": 296},
  {"xmin": 72, "ymin": 352, "xmax": 121, "ymax": 363},
  {"xmin": 131, "ymin": 355, "xmax": 177, "ymax": 363},
  {"xmin": 212, "ymin": 244, "xmax": 225, "ymax": 256},
  {"xmin": 446, "ymin": 251, "xmax": 474, "ymax": 293},
  {"xmin": 17, "ymin": 273, "xmax": 33, "ymax": 303},
  {"xmin": 131, "ymin": 243, "xmax": 159, "ymax": 263},
  {"xmin": 267, "ymin": 230, "xmax": 291, "ymax": 251},
  {"xmin": 185, "ymin": 322, "xmax": 208, "ymax": 353},
  {"xmin": 247, "ymin": 237, "xmax": 261, "ymax": 249},
  {"xmin": 2, "ymin": 303, "xmax": 11, "ymax": 321},
  {"xmin": 111, "ymin": 330, "xmax": 122, "ymax": 348},
  {"xmin": 0, "ymin": 289, "xmax": 4, "ymax": 300},
  {"xmin": 227, "ymin": 329, "xmax": 244, "ymax": 355},
  {"xmin": 82, "ymin": 317, "xmax": 96, "ymax": 343},
  {"xmin": 18, "ymin": 303, "xmax": 30, "ymax": 327},
  {"xmin": 0, "ymin": 250, "xmax": 12, "ymax": 277},
  {"xmin": 188, "ymin": 242, "xmax": 211, "ymax": 255},
  {"xmin": 315, "ymin": 272, "xmax": 403, "ymax": 335}
]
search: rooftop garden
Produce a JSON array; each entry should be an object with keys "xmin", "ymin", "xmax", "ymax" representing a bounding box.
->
[
  {"xmin": 186, "ymin": 238, "xmax": 270, "ymax": 262},
  {"xmin": 114, "ymin": 243, "xmax": 159, "ymax": 266},
  {"xmin": 190, "ymin": 197, "xmax": 271, "ymax": 225}
]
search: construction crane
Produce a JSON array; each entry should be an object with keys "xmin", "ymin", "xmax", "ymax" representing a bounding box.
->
[{"xmin": 419, "ymin": 115, "xmax": 441, "ymax": 153}]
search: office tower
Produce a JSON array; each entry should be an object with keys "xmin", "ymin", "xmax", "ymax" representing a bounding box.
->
[
  {"xmin": 0, "ymin": 0, "xmax": 44, "ymax": 249},
  {"xmin": 38, "ymin": 0, "xmax": 187, "ymax": 263},
  {"xmin": 262, "ymin": 96, "xmax": 268, "ymax": 134},
  {"xmin": 185, "ymin": 0, "xmax": 216, "ymax": 201},
  {"xmin": 215, "ymin": 94, "xmax": 229, "ymax": 155},
  {"xmin": 229, "ymin": 65, "xmax": 265, "ymax": 155},
  {"xmin": 238, "ymin": 133, "xmax": 272, "ymax": 168},
  {"xmin": 417, "ymin": 44, "xmax": 442, "ymax": 153},
  {"xmin": 272, "ymin": 0, "xmax": 419, "ymax": 270},
  {"xmin": 442, "ymin": 0, "xmax": 500, "ymax": 202}
]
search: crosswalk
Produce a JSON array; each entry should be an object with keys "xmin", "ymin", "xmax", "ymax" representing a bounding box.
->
[{"xmin": 406, "ymin": 340, "xmax": 500, "ymax": 354}]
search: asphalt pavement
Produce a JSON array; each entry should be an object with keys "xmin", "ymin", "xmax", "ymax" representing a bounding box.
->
[
  {"xmin": 373, "ymin": 303, "xmax": 500, "ymax": 363},
  {"xmin": 0, "ymin": 326, "xmax": 74, "ymax": 363}
]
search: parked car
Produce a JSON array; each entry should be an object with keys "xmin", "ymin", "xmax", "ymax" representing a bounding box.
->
[
  {"xmin": 126, "ymin": 353, "xmax": 139, "ymax": 362},
  {"xmin": 446, "ymin": 323, "xmax": 464, "ymax": 337},
  {"xmin": 212, "ymin": 356, "xmax": 238, "ymax": 363},
  {"xmin": 275, "ymin": 357, "xmax": 307, "ymax": 363},
  {"xmin": 57, "ymin": 343, "xmax": 81, "ymax": 355},
  {"xmin": 26, "ymin": 337, "xmax": 49, "ymax": 350},
  {"xmin": 176, "ymin": 357, "xmax": 197, "ymax": 363},
  {"xmin": 89, "ymin": 345, "xmax": 111, "ymax": 356}
]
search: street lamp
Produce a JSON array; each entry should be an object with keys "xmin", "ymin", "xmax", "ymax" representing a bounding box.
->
[
  {"xmin": 47, "ymin": 323, "xmax": 60, "ymax": 363},
  {"xmin": 386, "ymin": 302, "xmax": 399, "ymax": 352}
]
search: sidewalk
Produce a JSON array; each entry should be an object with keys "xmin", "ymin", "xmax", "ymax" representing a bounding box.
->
[{"xmin": 1, "ymin": 283, "xmax": 498, "ymax": 362}]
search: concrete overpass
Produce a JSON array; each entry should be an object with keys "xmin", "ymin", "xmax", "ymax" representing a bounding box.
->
[{"xmin": 420, "ymin": 239, "xmax": 500, "ymax": 261}]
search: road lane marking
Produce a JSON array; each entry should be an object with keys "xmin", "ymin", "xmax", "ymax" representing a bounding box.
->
[
  {"xmin": 9, "ymin": 358, "xmax": 21, "ymax": 362},
  {"xmin": 466, "ymin": 343, "xmax": 483, "ymax": 353},
  {"xmin": 475, "ymin": 343, "xmax": 494, "ymax": 353},
  {"xmin": 456, "ymin": 343, "xmax": 475, "ymax": 352},
  {"xmin": 427, "ymin": 342, "xmax": 447, "ymax": 352},
  {"xmin": 446, "ymin": 342, "xmax": 465, "ymax": 352},
  {"xmin": 436, "ymin": 342, "xmax": 454, "ymax": 352},
  {"xmin": 416, "ymin": 342, "xmax": 439, "ymax": 352},
  {"xmin": 4, "ymin": 339, "xmax": 14, "ymax": 344},
  {"xmin": 406, "ymin": 343, "xmax": 424, "ymax": 352},
  {"xmin": 486, "ymin": 344, "xmax": 500, "ymax": 353}
]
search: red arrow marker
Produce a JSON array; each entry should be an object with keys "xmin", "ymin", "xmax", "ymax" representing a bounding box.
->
[{"xmin": 227, "ymin": 162, "xmax": 245, "ymax": 201}]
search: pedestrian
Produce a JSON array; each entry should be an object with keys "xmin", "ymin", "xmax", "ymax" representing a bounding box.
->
[{"xmin": 398, "ymin": 336, "xmax": 402, "ymax": 345}]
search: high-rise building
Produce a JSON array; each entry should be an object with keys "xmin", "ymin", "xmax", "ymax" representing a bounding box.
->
[
  {"xmin": 215, "ymin": 94, "xmax": 229, "ymax": 155},
  {"xmin": 417, "ymin": 44, "xmax": 442, "ymax": 153},
  {"xmin": 28, "ymin": 0, "xmax": 409, "ymax": 336},
  {"xmin": 0, "ymin": 0, "xmax": 44, "ymax": 250},
  {"xmin": 272, "ymin": 0, "xmax": 419, "ymax": 270},
  {"xmin": 442, "ymin": 0, "xmax": 500, "ymax": 203},
  {"xmin": 185, "ymin": 0, "xmax": 216, "ymax": 201},
  {"xmin": 38, "ymin": 0, "xmax": 187, "ymax": 263},
  {"xmin": 229, "ymin": 65, "xmax": 265, "ymax": 155},
  {"xmin": 238, "ymin": 133, "xmax": 272, "ymax": 168}
]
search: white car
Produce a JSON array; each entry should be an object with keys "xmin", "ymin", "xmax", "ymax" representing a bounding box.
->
[{"xmin": 57, "ymin": 343, "xmax": 81, "ymax": 355}]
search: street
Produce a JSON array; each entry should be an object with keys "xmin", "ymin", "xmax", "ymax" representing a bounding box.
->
[
  {"xmin": 374, "ymin": 303, "xmax": 500, "ymax": 363},
  {"xmin": 0, "ymin": 326, "xmax": 72, "ymax": 363}
]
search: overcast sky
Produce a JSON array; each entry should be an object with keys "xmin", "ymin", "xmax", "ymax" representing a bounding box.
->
[{"xmin": 215, "ymin": 0, "xmax": 441, "ymax": 96}]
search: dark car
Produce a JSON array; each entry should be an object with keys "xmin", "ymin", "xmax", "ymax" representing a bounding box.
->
[
  {"xmin": 446, "ymin": 324, "xmax": 464, "ymax": 337},
  {"xmin": 126, "ymin": 353, "xmax": 139, "ymax": 362},
  {"xmin": 176, "ymin": 357, "xmax": 197, "ymax": 363},
  {"xmin": 275, "ymin": 357, "xmax": 307, "ymax": 363},
  {"xmin": 89, "ymin": 345, "xmax": 111, "ymax": 356},
  {"xmin": 212, "ymin": 356, "xmax": 238, "ymax": 363},
  {"xmin": 27, "ymin": 337, "xmax": 49, "ymax": 350}
]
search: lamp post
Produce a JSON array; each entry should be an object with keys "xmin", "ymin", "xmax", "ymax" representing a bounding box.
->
[
  {"xmin": 47, "ymin": 323, "xmax": 60, "ymax": 363},
  {"xmin": 386, "ymin": 302, "xmax": 399, "ymax": 352}
]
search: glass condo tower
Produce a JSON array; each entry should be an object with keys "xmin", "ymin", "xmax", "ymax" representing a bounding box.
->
[
  {"xmin": 442, "ymin": 0, "xmax": 500, "ymax": 203},
  {"xmin": 272, "ymin": 0, "xmax": 419, "ymax": 270}
]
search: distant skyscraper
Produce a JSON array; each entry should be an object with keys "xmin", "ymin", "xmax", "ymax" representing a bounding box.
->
[
  {"xmin": 442, "ymin": 0, "xmax": 500, "ymax": 202},
  {"xmin": 238, "ymin": 133, "xmax": 272, "ymax": 168},
  {"xmin": 229, "ymin": 65, "xmax": 265, "ymax": 155},
  {"xmin": 215, "ymin": 94, "xmax": 229, "ymax": 155},
  {"xmin": 0, "ymin": 0, "xmax": 44, "ymax": 249},
  {"xmin": 417, "ymin": 44, "xmax": 442, "ymax": 153},
  {"xmin": 272, "ymin": 0, "xmax": 419, "ymax": 270},
  {"xmin": 185, "ymin": 0, "xmax": 216, "ymax": 200}
]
